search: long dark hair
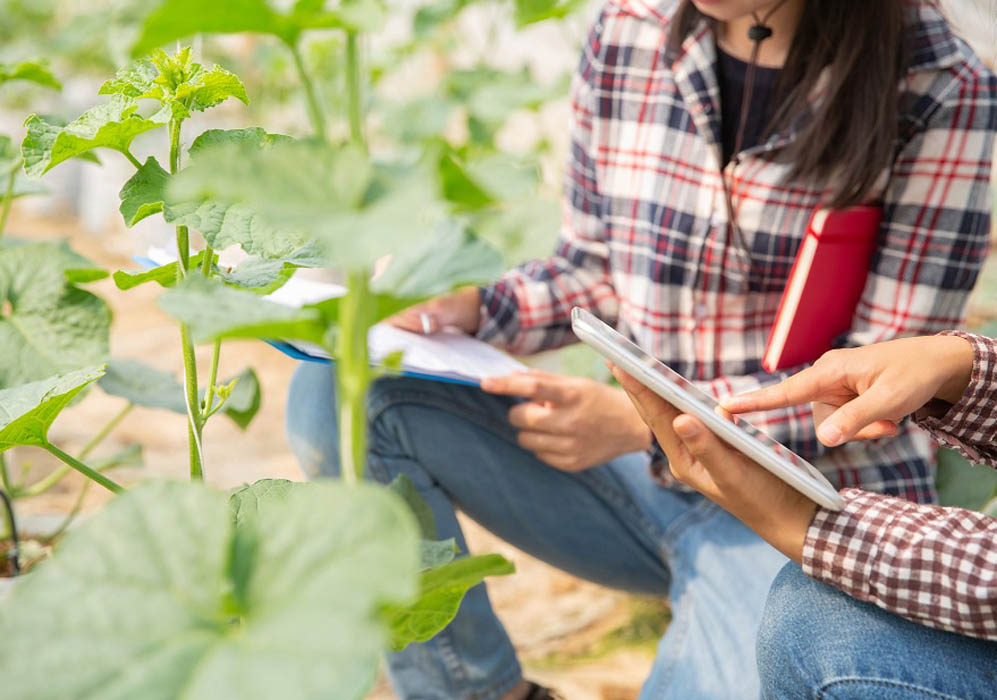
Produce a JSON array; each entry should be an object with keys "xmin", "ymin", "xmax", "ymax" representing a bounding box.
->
[{"xmin": 671, "ymin": 1, "xmax": 910, "ymax": 208}]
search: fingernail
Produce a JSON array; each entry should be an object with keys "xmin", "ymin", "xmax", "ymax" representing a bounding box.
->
[
  {"xmin": 674, "ymin": 419, "xmax": 700, "ymax": 439},
  {"xmin": 818, "ymin": 423, "xmax": 842, "ymax": 446}
]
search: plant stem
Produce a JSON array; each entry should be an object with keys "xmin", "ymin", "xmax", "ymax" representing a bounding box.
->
[
  {"xmin": 21, "ymin": 403, "xmax": 134, "ymax": 498},
  {"xmin": 200, "ymin": 244, "xmax": 214, "ymax": 276},
  {"xmin": 289, "ymin": 41, "xmax": 327, "ymax": 142},
  {"xmin": 169, "ymin": 115, "xmax": 204, "ymax": 480},
  {"xmin": 40, "ymin": 443, "xmax": 123, "ymax": 494},
  {"xmin": 45, "ymin": 478, "xmax": 91, "ymax": 542},
  {"xmin": 202, "ymin": 339, "xmax": 222, "ymax": 417},
  {"xmin": 334, "ymin": 269, "xmax": 375, "ymax": 484},
  {"xmin": 0, "ymin": 158, "xmax": 19, "ymax": 238},
  {"xmin": 345, "ymin": 32, "xmax": 366, "ymax": 149},
  {"xmin": 0, "ymin": 453, "xmax": 12, "ymax": 495},
  {"xmin": 123, "ymin": 149, "xmax": 142, "ymax": 169}
]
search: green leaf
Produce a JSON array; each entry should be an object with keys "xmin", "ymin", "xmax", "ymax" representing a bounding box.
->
[
  {"xmin": 388, "ymin": 473, "xmax": 437, "ymax": 539},
  {"xmin": 0, "ymin": 366, "xmax": 105, "ymax": 451},
  {"xmin": 131, "ymin": 0, "xmax": 385, "ymax": 55},
  {"xmin": 189, "ymin": 127, "xmax": 294, "ymax": 156},
  {"xmin": 158, "ymin": 274, "xmax": 326, "ymax": 344},
  {"xmin": 98, "ymin": 359, "xmax": 262, "ymax": 429},
  {"xmin": 0, "ymin": 241, "xmax": 111, "ymax": 387},
  {"xmin": 0, "ymin": 479, "xmax": 421, "ymax": 699},
  {"xmin": 437, "ymin": 149, "xmax": 495, "ymax": 210},
  {"xmin": 229, "ymin": 478, "xmax": 306, "ymax": 528},
  {"xmin": 119, "ymin": 156, "xmax": 169, "ymax": 226},
  {"xmin": 132, "ymin": 0, "xmax": 298, "ymax": 54},
  {"xmin": 164, "ymin": 130, "xmax": 314, "ymax": 262},
  {"xmin": 935, "ymin": 447, "xmax": 997, "ymax": 511},
  {"xmin": 112, "ymin": 251, "xmax": 215, "ymax": 290},
  {"xmin": 372, "ymin": 221, "xmax": 503, "ymax": 298},
  {"xmin": 513, "ymin": 0, "xmax": 585, "ymax": 26},
  {"xmin": 100, "ymin": 51, "xmax": 248, "ymax": 116},
  {"xmin": 220, "ymin": 368, "xmax": 261, "ymax": 429},
  {"xmin": 219, "ymin": 257, "xmax": 298, "ymax": 294},
  {"xmin": 420, "ymin": 538, "xmax": 458, "ymax": 571},
  {"xmin": 0, "ymin": 61, "xmax": 61, "ymax": 90},
  {"xmin": 385, "ymin": 553, "xmax": 514, "ymax": 651},
  {"xmin": 98, "ymin": 358, "xmax": 187, "ymax": 413},
  {"xmin": 22, "ymin": 95, "xmax": 167, "ymax": 177}
]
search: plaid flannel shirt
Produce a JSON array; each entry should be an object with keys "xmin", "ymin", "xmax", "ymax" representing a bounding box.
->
[
  {"xmin": 478, "ymin": 0, "xmax": 995, "ymax": 501},
  {"xmin": 805, "ymin": 332, "xmax": 997, "ymax": 641}
]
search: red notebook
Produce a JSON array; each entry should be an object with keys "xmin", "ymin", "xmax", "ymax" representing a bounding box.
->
[{"xmin": 762, "ymin": 205, "xmax": 883, "ymax": 372}]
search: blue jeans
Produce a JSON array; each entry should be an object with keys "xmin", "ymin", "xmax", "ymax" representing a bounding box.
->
[
  {"xmin": 758, "ymin": 564, "xmax": 997, "ymax": 699},
  {"xmin": 286, "ymin": 363, "xmax": 789, "ymax": 699}
]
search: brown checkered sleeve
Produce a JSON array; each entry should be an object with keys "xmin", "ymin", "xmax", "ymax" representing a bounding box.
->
[
  {"xmin": 803, "ymin": 333, "xmax": 997, "ymax": 639},
  {"xmin": 916, "ymin": 331, "xmax": 997, "ymax": 468}
]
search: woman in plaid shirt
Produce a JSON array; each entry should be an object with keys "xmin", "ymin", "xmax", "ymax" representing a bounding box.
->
[
  {"xmin": 614, "ymin": 331, "xmax": 997, "ymax": 696},
  {"xmin": 287, "ymin": 0, "xmax": 995, "ymax": 697}
]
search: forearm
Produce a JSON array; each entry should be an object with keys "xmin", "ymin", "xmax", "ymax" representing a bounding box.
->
[{"xmin": 804, "ymin": 488, "xmax": 997, "ymax": 641}]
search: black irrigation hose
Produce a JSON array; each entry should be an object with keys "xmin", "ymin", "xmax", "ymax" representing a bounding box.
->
[{"xmin": 0, "ymin": 488, "xmax": 19, "ymax": 576}]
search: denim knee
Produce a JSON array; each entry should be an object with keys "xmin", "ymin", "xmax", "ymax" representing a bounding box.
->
[{"xmin": 757, "ymin": 563, "xmax": 823, "ymax": 699}]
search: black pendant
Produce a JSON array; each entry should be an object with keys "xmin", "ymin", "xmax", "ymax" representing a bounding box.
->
[{"xmin": 748, "ymin": 23, "xmax": 773, "ymax": 41}]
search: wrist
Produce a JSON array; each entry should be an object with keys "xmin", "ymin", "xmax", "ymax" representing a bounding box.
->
[{"xmin": 935, "ymin": 336, "xmax": 975, "ymax": 405}]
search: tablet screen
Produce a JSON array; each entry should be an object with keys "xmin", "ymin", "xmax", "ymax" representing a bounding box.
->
[{"xmin": 590, "ymin": 314, "xmax": 829, "ymax": 484}]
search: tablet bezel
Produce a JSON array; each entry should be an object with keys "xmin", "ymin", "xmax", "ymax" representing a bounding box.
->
[{"xmin": 571, "ymin": 308, "xmax": 844, "ymax": 511}]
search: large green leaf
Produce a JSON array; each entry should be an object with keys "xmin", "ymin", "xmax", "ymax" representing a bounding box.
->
[
  {"xmin": 166, "ymin": 140, "xmax": 460, "ymax": 269},
  {"xmin": 98, "ymin": 358, "xmax": 261, "ymax": 429},
  {"xmin": 372, "ymin": 221, "xmax": 504, "ymax": 298},
  {"xmin": 163, "ymin": 129, "xmax": 317, "ymax": 263},
  {"xmin": 0, "ymin": 479, "xmax": 420, "ymax": 700},
  {"xmin": 0, "ymin": 241, "xmax": 111, "ymax": 388},
  {"xmin": 228, "ymin": 478, "xmax": 307, "ymax": 528},
  {"xmin": 385, "ymin": 554, "xmax": 514, "ymax": 651},
  {"xmin": 0, "ymin": 366, "xmax": 104, "ymax": 450},
  {"xmin": 158, "ymin": 275, "xmax": 326, "ymax": 344},
  {"xmin": 22, "ymin": 95, "xmax": 168, "ymax": 177},
  {"xmin": 0, "ymin": 61, "xmax": 61, "ymax": 90},
  {"xmin": 131, "ymin": 0, "xmax": 385, "ymax": 56}
]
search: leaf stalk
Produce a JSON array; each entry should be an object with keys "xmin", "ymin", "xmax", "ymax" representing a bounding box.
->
[
  {"xmin": 41, "ymin": 443, "xmax": 123, "ymax": 494},
  {"xmin": 289, "ymin": 42, "xmax": 327, "ymax": 143},
  {"xmin": 335, "ymin": 269, "xmax": 375, "ymax": 485}
]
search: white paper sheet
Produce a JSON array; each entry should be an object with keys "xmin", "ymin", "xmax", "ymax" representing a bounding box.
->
[{"xmin": 266, "ymin": 275, "xmax": 525, "ymax": 384}]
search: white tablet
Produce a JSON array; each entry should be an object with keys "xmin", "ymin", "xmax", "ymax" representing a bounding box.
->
[{"xmin": 571, "ymin": 308, "xmax": 844, "ymax": 511}]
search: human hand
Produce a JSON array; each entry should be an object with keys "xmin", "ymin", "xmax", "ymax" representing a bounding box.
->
[
  {"xmin": 722, "ymin": 335, "xmax": 975, "ymax": 447},
  {"xmin": 387, "ymin": 286, "xmax": 481, "ymax": 335},
  {"xmin": 609, "ymin": 364, "xmax": 816, "ymax": 562},
  {"xmin": 480, "ymin": 370, "xmax": 652, "ymax": 471}
]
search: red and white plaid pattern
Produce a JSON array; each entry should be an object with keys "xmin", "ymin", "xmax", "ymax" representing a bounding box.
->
[
  {"xmin": 805, "ymin": 333, "xmax": 997, "ymax": 641},
  {"xmin": 477, "ymin": 0, "xmax": 996, "ymax": 500}
]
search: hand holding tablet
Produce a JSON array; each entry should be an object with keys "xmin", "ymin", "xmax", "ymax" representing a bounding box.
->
[{"xmin": 571, "ymin": 308, "xmax": 844, "ymax": 511}]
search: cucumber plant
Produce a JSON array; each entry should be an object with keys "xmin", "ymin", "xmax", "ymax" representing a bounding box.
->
[{"xmin": 0, "ymin": 1, "xmax": 518, "ymax": 694}]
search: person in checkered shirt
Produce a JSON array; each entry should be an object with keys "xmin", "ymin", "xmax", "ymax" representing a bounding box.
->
[
  {"xmin": 614, "ymin": 331, "xmax": 997, "ymax": 696},
  {"xmin": 287, "ymin": 0, "xmax": 996, "ymax": 697}
]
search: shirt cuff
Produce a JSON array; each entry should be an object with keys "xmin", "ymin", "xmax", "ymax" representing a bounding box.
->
[
  {"xmin": 915, "ymin": 331, "xmax": 997, "ymax": 465},
  {"xmin": 476, "ymin": 279, "xmax": 521, "ymax": 348},
  {"xmin": 802, "ymin": 487, "xmax": 897, "ymax": 600}
]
